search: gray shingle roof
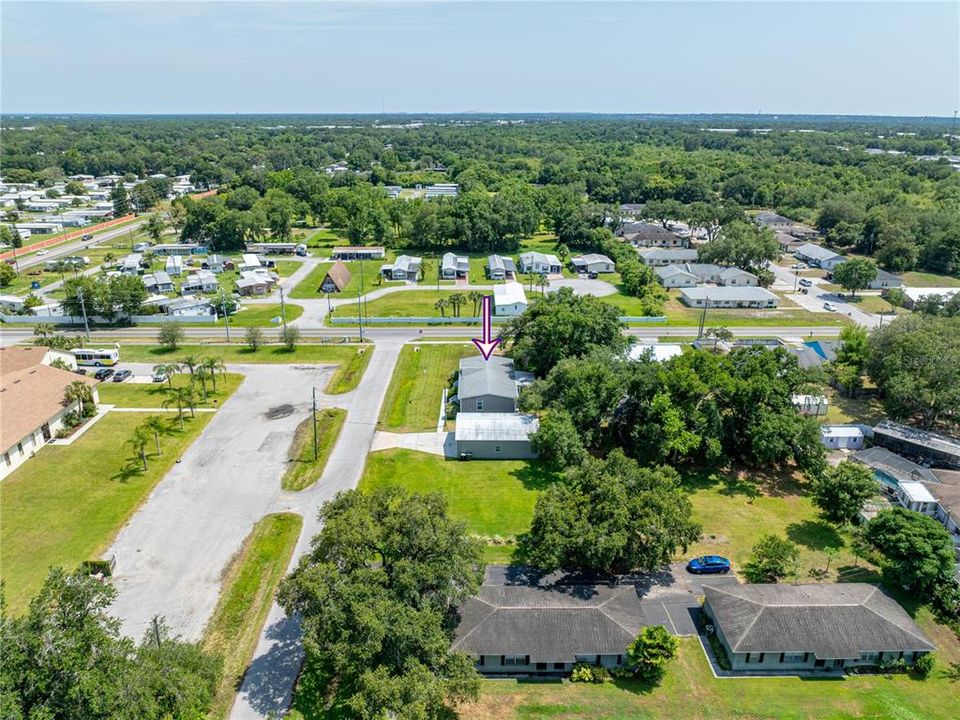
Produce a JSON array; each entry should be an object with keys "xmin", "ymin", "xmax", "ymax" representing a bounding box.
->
[
  {"xmin": 705, "ymin": 584, "xmax": 934, "ymax": 658},
  {"xmin": 452, "ymin": 584, "xmax": 644, "ymax": 661},
  {"xmin": 852, "ymin": 446, "xmax": 939, "ymax": 484},
  {"xmin": 641, "ymin": 248, "xmax": 698, "ymax": 261},
  {"xmin": 459, "ymin": 356, "xmax": 518, "ymax": 401},
  {"xmin": 795, "ymin": 243, "xmax": 843, "ymax": 262}
]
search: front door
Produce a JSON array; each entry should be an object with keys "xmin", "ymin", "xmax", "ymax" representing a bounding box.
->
[
  {"xmin": 814, "ymin": 659, "xmax": 826, "ymax": 668},
  {"xmin": 40, "ymin": 424, "xmax": 51, "ymax": 441}
]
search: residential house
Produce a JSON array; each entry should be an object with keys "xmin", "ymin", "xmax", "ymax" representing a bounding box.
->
[
  {"xmin": 485, "ymin": 254, "xmax": 517, "ymax": 280},
  {"xmin": 441, "ymin": 252, "xmax": 470, "ymax": 279},
  {"xmin": 239, "ymin": 253, "xmax": 262, "ymax": 273},
  {"xmin": 679, "ymin": 287, "xmax": 779, "ymax": 309},
  {"xmin": 493, "ymin": 282, "xmax": 527, "ymax": 316},
  {"xmin": 163, "ymin": 297, "xmax": 214, "ymax": 317},
  {"xmin": 331, "ymin": 246, "xmax": 385, "ymax": 261},
  {"xmin": 452, "ymin": 581, "xmax": 644, "ymax": 675},
  {"xmin": 852, "ymin": 446, "xmax": 939, "ymax": 491},
  {"xmin": 655, "ymin": 265, "xmax": 698, "ymax": 288},
  {"xmin": 454, "ymin": 413, "xmax": 539, "ymax": 459},
  {"xmin": 14, "ymin": 222, "xmax": 62, "ymax": 234},
  {"xmin": 425, "ymin": 183, "xmax": 459, "ymax": 198},
  {"xmin": 868, "ymin": 269, "xmax": 903, "ymax": 290},
  {"xmin": 873, "ymin": 421, "xmax": 960, "ymax": 470},
  {"xmin": 895, "ymin": 287, "xmax": 959, "ymax": 310},
  {"xmin": 236, "ymin": 270, "xmax": 277, "ymax": 297},
  {"xmin": 792, "ymin": 394, "xmax": 829, "ymax": 417},
  {"xmin": 319, "ymin": 261, "xmax": 351, "ymax": 294},
  {"xmin": 571, "ymin": 254, "xmax": 615, "ymax": 274},
  {"xmin": 204, "ymin": 254, "xmax": 227, "ymax": 274},
  {"xmin": 380, "ymin": 255, "xmax": 422, "ymax": 281},
  {"xmin": 921, "ymin": 478, "xmax": 960, "ymax": 554},
  {"xmin": 151, "ymin": 243, "xmax": 203, "ymax": 256},
  {"xmin": 141, "ymin": 271, "xmax": 174, "ymax": 294},
  {"xmin": 794, "ymin": 243, "xmax": 847, "ymax": 270},
  {"xmin": 617, "ymin": 222, "xmax": 689, "ymax": 248},
  {"xmin": 245, "ymin": 242, "xmax": 298, "ymax": 255},
  {"xmin": 819, "ymin": 425, "xmax": 865, "ymax": 450},
  {"xmin": 164, "ymin": 255, "xmax": 184, "ymax": 277},
  {"xmin": 1, "ymin": 347, "xmax": 99, "ymax": 480},
  {"xmin": 656, "ymin": 263, "xmax": 758, "ymax": 288},
  {"xmin": 456, "ymin": 356, "xmax": 524, "ymax": 413},
  {"xmin": 703, "ymin": 584, "xmax": 934, "ymax": 672},
  {"xmin": 894, "ymin": 482, "xmax": 939, "ymax": 515},
  {"xmin": 180, "ymin": 270, "xmax": 219, "ymax": 295},
  {"xmin": 119, "ymin": 253, "xmax": 143, "ymax": 276},
  {"xmin": 753, "ymin": 211, "xmax": 795, "ymax": 228},
  {"xmin": 518, "ymin": 252, "xmax": 562, "ymax": 275},
  {"xmin": 638, "ymin": 248, "xmax": 699, "ymax": 267}
]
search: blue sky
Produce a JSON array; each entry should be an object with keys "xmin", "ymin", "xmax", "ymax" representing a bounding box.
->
[{"xmin": 2, "ymin": 1, "xmax": 957, "ymax": 116}]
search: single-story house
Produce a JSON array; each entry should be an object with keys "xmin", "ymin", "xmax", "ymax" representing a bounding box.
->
[
  {"xmin": 239, "ymin": 253, "xmax": 262, "ymax": 273},
  {"xmin": 236, "ymin": 270, "xmax": 277, "ymax": 297},
  {"xmin": 319, "ymin": 261, "xmax": 351, "ymax": 293},
  {"xmin": 456, "ymin": 356, "xmax": 523, "ymax": 413},
  {"xmin": 851, "ymin": 446, "xmax": 939, "ymax": 489},
  {"xmin": 380, "ymin": 254, "xmax": 422, "ymax": 281},
  {"xmin": 894, "ymin": 481, "xmax": 939, "ymax": 515},
  {"xmin": 679, "ymin": 287, "xmax": 779, "ymax": 309},
  {"xmin": 486, "ymin": 254, "xmax": 517, "ymax": 280},
  {"xmin": 873, "ymin": 421, "xmax": 960, "ymax": 470},
  {"xmin": 518, "ymin": 252, "xmax": 562, "ymax": 275},
  {"xmin": 775, "ymin": 231, "xmax": 807, "ymax": 254},
  {"xmin": 753, "ymin": 211, "xmax": 794, "ymax": 228},
  {"xmin": 921, "ymin": 481, "xmax": 960, "ymax": 552},
  {"xmin": 718, "ymin": 267, "xmax": 760, "ymax": 286},
  {"xmin": 17, "ymin": 222, "xmax": 63, "ymax": 234},
  {"xmin": 165, "ymin": 255, "xmax": 184, "ymax": 277},
  {"xmin": 794, "ymin": 243, "xmax": 846, "ymax": 270},
  {"xmin": 452, "ymin": 582, "xmax": 644, "ymax": 675},
  {"xmin": 455, "ymin": 412, "xmax": 539, "ymax": 459},
  {"xmin": 895, "ymin": 287, "xmax": 959, "ymax": 310},
  {"xmin": 618, "ymin": 222, "xmax": 689, "ymax": 248},
  {"xmin": 571, "ymin": 254, "xmax": 615, "ymax": 274},
  {"xmin": 180, "ymin": 270, "xmax": 219, "ymax": 294},
  {"xmin": 493, "ymin": 282, "xmax": 528, "ymax": 316},
  {"xmin": 792, "ymin": 394, "xmax": 829, "ymax": 417},
  {"xmin": 163, "ymin": 297, "xmax": 215, "ymax": 317},
  {"xmin": 704, "ymin": 584, "xmax": 934, "ymax": 672},
  {"xmin": 638, "ymin": 248, "xmax": 699, "ymax": 267},
  {"xmin": 204, "ymin": 254, "xmax": 228, "ymax": 274},
  {"xmin": 141, "ymin": 271, "xmax": 174, "ymax": 294},
  {"xmin": 245, "ymin": 242, "xmax": 298, "ymax": 255},
  {"xmin": 152, "ymin": 243, "xmax": 203, "ymax": 256},
  {"xmin": 1, "ymin": 347, "xmax": 99, "ymax": 481},
  {"xmin": 627, "ymin": 343, "xmax": 683, "ymax": 363},
  {"xmin": 868, "ymin": 269, "xmax": 903, "ymax": 290},
  {"xmin": 655, "ymin": 265, "xmax": 698, "ymax": 288},
  {"xmin": 119, "ymin": 253, "xmax": 143, "ymax": 276},
  {"xmin": 820, "ymin": 425, "xmax": 865, "ymax": 450},
  {"xmin": 331, "ymin": 246, "xmax": 385, "ymax": 261},
  {"xmin": 441, "ymin": 252, "xmax": 470, "ymax": 279}
]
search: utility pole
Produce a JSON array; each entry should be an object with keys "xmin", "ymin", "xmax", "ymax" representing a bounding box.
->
[
  {"xmin": 356, "ymin": 284, "xmax": 364, "ymax": 341},
  {"xmin": 697, "ymin": 300, "xmax": 708, "ymax": 339},
  {"xmin": 151, "ymin": 615, "xmax": 162, "ymax": 650},
  {"xmin": 78, "ymin": 288, "xmax": 91, "ymax": 342},
  {"xmin": 279, "ymin": 285, "xmax": 288, "ymax": 332},
  {"xmin": 219, "ymin": 289, "xmax": 231, "ymax": 342},
  {"xmin": 312, "ymin": 386, "xmax": 318, "ymax": 460}
]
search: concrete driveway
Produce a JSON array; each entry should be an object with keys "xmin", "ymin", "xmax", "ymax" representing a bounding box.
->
[
  {"xmin": 546, "ymin": 276, "xmax": 618, "ymax": 297},
  {"xmin": 107, "ymin": 363, "xmax": 337, "ymax": 641}
]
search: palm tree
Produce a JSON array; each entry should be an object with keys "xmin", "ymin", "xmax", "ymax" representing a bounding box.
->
[
  {"xmin": 468, "ymin": 290, "xmax": 483, "ymax": 317},
  {"xmin": 434, "ymin": 297, "xmax": 449, "ymax": 317},
  {"xmin": 103, "ymin": 252, "xmax": 116, "ymax": 266},
  {"xmin": 33, "ymin": 323, "xmax": 55, "ymax": 341},
  {"xmin": 194, "ymin": 366, "xmax": 210, "ymax": 402},
  {"xmin": 537, "ymin": 273, "xmax": 550, "ymax": 295},
  {"xmin": 163, "ymin": 387, "xmax": 196, "ymax": 429},
  {"xmin": 201, "ymin": 356, "xmax": 226, "ymax": 392},
  {"xmin": 178, "ymin": 354, "xmax": 201, "ymax": 386},
  {"xmin": 142, "ymin": 416, "xmax": 166, "ymax": 456},
  {"xmin": 154, "ymin": 363, "xmax": 181, "ymax": 389},
  {"xmin": 63, "ymin": 380, "xmax": 92, "ymax": 418},
  {"xmin": 127, "ymin": 426, "xmax": 150, "ymax": 471},
  {"xmin": 448, "ymin": 293, "xmax": 465, "ymax": 318},
  {"xmin": 53, "ymin": 260, "xmax": 70, "ymax": 282}
]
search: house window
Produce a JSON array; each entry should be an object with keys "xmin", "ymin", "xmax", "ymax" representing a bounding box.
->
[
  {"xmin": 782, "ymin": 653, "xmax": 806, "ymax": 664},
  {"xmin": 860, "ymin": 653, "xmax": 879, "ymax": 663},
  {"xmin": 553, "ymin": 662, "xmax": 565, "ymax": 670},
  {"xmin": 502, "ymin": 655, "xmax": 527, "ymax": 666},
  {"xmin": 495, "ymin": 445, "xmax": 501, "ymax": 453},
  {"xmin": 17, "ymin": 442, "xmax": 23, "ymax": 455},
  {"xmin": 476, "ymin": 399, "xmax": 484, "ymax": 411},
  {"xmin": 575, "ymin": 655, "xmax": 599, "ymax": 666},
  {"xmin": 3, "ymin": 452, "xmax": 9, "ymax": 467},
  {"xmin": 536, "ymin": 662, "xmax": 547, "ymax": 671}
]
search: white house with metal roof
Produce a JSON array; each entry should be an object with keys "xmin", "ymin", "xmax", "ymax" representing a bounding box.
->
[
  {"xmin": 819, "ymin": 425, "xmax": 865, "ymax": 450},
  {"xmin": 518, "ymin": 252, "xmax": 562, "ymax": 275},
  {"xmin": 493, "ymin": 282, "xmax": 528, "ymax": 316},
  {"xmin": 485, "ymin": 254, "xmax": 517, "ymax": 280},
  {"xmin": 679, "ymin": 286, "xmax": 778, "ymax": 309},
  {"xmin": 794, "ymin": 243, "xmax": 847, "ymax": 270},
  {"xmin": 380, "ymin": 254, "xmax": 422, "ymax": 281},
  {"xmin": 441, "ymin": 252, "xmax": 470, "ymax": 279}
]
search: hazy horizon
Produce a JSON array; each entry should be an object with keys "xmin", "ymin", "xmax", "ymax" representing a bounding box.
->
[{"xmin": 2, "ymin": 1, "xmax": 958, "ymax": 116}]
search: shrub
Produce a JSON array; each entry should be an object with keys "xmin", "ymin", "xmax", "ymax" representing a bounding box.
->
[
  {"xmin": 245, "ymin": 325, "xmax": 264, "ymax": 351},
  {"xmin": 569, "ymin": 663, "xmax": 609, "ymax": 683},
  {"xmin": 77, "ymin": 559, "xmax": 113, "ymax": 577},
  {"xmin": 913, "ymin": 653, "xmax": 936, "ymax": 678},
  {"xmin": 62, "ymin": 411, "xmax": 81, "ymax": 429},
  {"xmin": 743, "ymin": 534, "xmax": 800, "ymax": 583},
  {"xmin": 626, "ymin": 625, "xmax": 680, "ymax": 682},
  {"xmin": 157, "ymin": 322, "xmax": 185, "ymax": 351}
]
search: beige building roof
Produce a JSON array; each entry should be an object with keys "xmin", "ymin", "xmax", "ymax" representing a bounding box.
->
[{"xmin": 1, "ymin": 348, "xmax": 98, "ymax": 452}]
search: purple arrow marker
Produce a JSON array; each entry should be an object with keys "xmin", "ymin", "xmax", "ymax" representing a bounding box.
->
[{"xmin": 472, "ymin": 294, "xmax": 501, "ymax": 360}]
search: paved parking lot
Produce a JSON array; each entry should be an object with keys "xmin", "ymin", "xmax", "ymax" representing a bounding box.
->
[{"xmin": 546, "ymin": 276, "xmax": 618, "ymax": 297}]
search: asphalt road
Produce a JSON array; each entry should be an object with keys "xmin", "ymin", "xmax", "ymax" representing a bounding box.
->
[{"xmin": 11, "ymin": 218, "xmax": 148, "ymax": 271}]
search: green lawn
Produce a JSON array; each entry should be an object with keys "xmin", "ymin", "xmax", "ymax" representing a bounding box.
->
[
  {"xmin": 901, "ymin": 270, "xmax": 960, "ymax": 288},
  {"xmin": 823, "ymin": 390, "xmax": 887, "ymax": 426},
  {"xmin": 337, "ymin": 288, "xmax": 542, "ymax": 324},
  {"xmin": 282, "ymin": 409, "xmax": 348, "ymax": 491},
  {"xmin": 460, "ymin": 635, "xmax": 960, "ymax": 720},
  {"xmin": 288, "ymin": 261, "xmax": 388, "ymax": 299},
  {"xmin": 616, "ymin": 292, "xmax": 851, "ymax": 328},
  {"xmin": 378, "ymin": 344, "xmax": 474, "ymax": 432},
  {"xmin": 117, "ymin": 343, "xmax": 373, "ymax": 394},
  {"xmin": 358, "ymin": 449, "xmax": 560, "ymax": 561},
  {"xmin": 142, "ymin": 304, "xmax": 304, "ymax": 328},
  {"xmin": 0, "ymin": 412, "xmax": 214, "ymax": 613},
  {"xmin": 95, "ymin": 372, "xmax": 244, "ymax": 408},
  {"xmin": 202, "ymin": 513, "xmax": 303, "ymax": 720}
]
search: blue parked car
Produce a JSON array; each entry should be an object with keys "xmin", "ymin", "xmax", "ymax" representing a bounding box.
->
[{"xmin": 686, "ymin": 555, "xmax": 731, "ymax": 574}]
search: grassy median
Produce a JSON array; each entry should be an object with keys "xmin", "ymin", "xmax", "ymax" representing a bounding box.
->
[
  {"xmin": 281, "ymin": 409, "xmax": 347, "ymax": 491},
  {"xmin": 202, "ymin": 513, "xmax": 303, "ymax": 720}
]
